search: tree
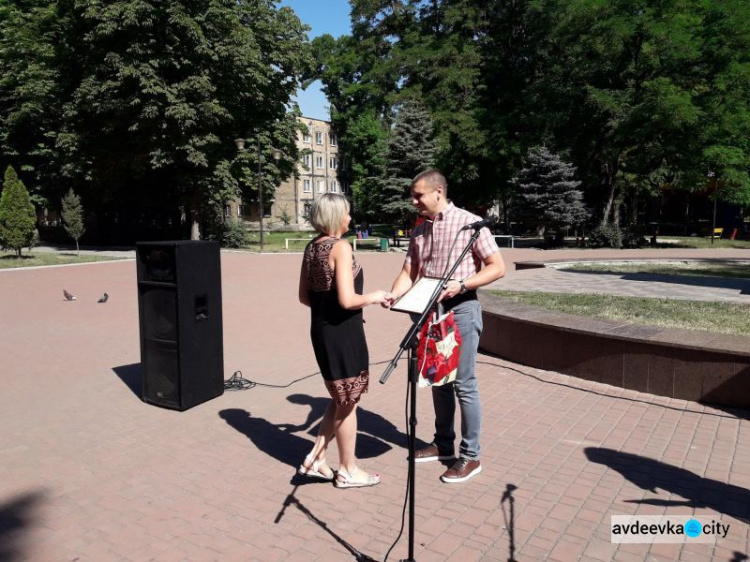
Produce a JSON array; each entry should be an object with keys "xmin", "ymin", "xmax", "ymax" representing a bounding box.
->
[
  {"xmin": 1, "ymin": 1, "xmax": 311, "ymax": 242},
  {"xmin": 379, "ymin": 100, "xmax": 438, "ymax": 224},
  {"xmin": 512, "ymin": 147, "xmax": 588, "ymax": 242},
  {"xmin": 61, "ymin": 188, "xmax": 85, "ymax": 254},
  {"xmin": 0, "ymin": 165, "xmax": 37, "ymax": 257}
]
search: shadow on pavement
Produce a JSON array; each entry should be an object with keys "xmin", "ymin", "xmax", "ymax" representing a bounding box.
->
[
  {"xmin": 112, "ymin": 363, "xmax": 142, "ymax": 399},
  {"xmin": 0, "ymin": 490, "xmax": 45, "ymax": 562},
  {"xmin": 585, "ymin": 448, "xmax": 750, "ymax": 523},
  {"xmin": 281, "ymin": 394, "xmax": 409, "ymax": 458},
  {"xmin": 563, "ymin": 268, "xmax": 750, "ymax": 294},
  {"xmin": 276, "ymin": 484, "xmax": 378, "ymax": 561}
]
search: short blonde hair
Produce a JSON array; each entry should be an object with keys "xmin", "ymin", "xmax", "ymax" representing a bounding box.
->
[{"xmin": 310, "ymin": 193, "xmax": 350, "ymax": 234}]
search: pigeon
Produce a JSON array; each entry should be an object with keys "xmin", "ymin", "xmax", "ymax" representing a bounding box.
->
[
  {"xmin": 98, "ymin": 292, "xmax": 109, "ymax": 303},
  {"xmin": 63, "ymin": 289, "xmax": 77, "ymax": 301}
]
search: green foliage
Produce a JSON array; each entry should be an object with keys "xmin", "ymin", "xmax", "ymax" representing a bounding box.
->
[
  {"xmin": 379, "ymin": 100, "xmax": 437, "ymax": 224},
  {"xmin": 512, "ymin": 147, "xmax": 588, "ymax": 235},
  {"xmin": 1, "ymin": 0, "xmax": 312, "ymax": 240},
  {"xmin": 587, "ymin": 224, "xmax": 623, "ymax": 249},
  {"xmin": 0, "ymin": 165, "xmax": 37, "ymax": 257},
  {"xmin": 61, "ymin": 188, "xmax": 85, "ymax": 253}
]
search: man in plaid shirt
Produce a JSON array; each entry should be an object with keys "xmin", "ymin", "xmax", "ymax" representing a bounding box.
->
[{"xmin": 385, "ymin": 169, "xmax": 506, "ymax": 483}]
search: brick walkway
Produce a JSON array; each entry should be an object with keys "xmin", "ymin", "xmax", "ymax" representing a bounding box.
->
[{"xmin": 0, "ymin": 248, "xmax": 748, "ymax": 561}]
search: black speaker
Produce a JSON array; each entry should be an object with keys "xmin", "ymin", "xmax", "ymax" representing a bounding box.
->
[{"xmin": 136, "ymin": 241, "xmax": 224, "ymax": 410}]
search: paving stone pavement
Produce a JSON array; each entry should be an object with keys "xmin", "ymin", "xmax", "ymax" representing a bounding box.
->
[{"xmin": 0, "ymin": 248, "xmax": 748, "ymax": 561}]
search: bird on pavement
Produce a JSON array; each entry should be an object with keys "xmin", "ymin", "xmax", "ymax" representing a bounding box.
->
[
  {"xmin": 98, "ymin": 292, "xmax": 109, "ymax": 303},
  {"xmin": 63, "ymin": 289, "xmax": 77, "ymax": 301}
]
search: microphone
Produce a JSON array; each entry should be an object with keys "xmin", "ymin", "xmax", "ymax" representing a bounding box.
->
[{"xmin": 460, "ymin": 216, "xmax": 498, "ymax": 231}]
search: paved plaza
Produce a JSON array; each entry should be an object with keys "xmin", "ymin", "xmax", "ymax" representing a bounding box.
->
[{"xmin": 1, "ymin": 248, "xmax": 749, "ymax": 561}]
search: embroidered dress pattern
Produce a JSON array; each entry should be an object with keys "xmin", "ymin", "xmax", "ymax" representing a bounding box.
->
[{"xmin": 325, "ymin": 370, "xmax": 370, "ymax": 405}]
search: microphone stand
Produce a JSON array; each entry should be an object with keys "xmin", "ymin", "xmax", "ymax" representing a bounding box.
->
[{"xmin": 380, "ymin": 226, "xmax": 484, "ymax": 562}]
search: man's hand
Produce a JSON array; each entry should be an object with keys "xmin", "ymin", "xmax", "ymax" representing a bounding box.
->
[
  {"xmin": 381, "ymin": 292, "xmax": 397, "ymax": 308},
  {"xmin": 438, "ymin": 279, "xmax": 462, "ymax": 302}
]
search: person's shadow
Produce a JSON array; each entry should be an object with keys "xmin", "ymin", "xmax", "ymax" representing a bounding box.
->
[
  {"xmin": 277, "ymin": 394, "xmax": 415, "ymax": 458},
  {"xmin": 219, "ymin": 409, "xmax": 318, "ymax": 480},
  {"xmin": 0, "ymin": 490, "xmax": 45, "ymax": 562},
  {"xmin": 585, "ymin": 447, "xmax": 750, "ymax": 522}
]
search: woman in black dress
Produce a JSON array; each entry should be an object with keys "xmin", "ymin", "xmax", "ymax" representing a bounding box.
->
[{"xmin": 298, "ymin": 193, "xmax": 386, "ymax": 488}]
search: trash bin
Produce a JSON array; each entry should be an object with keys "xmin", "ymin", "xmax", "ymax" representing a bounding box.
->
[{"xmin": 379, "ymin": 238, "xmax": 389, "ymax": 252}]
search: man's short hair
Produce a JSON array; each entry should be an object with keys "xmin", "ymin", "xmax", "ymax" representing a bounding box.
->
[{"xmin": 411, "ymin": 169, "xmax": 447, "ymax": 193}]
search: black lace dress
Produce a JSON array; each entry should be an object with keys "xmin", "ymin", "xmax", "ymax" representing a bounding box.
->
[{"xmin": 303, "ymin": 236, "xmax": 369, "ymax": 405}]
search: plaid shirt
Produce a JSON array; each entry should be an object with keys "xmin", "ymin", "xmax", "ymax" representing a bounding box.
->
[{"xmin": 405, "ymin": 203, "xmax": 500, "ymax": 280}]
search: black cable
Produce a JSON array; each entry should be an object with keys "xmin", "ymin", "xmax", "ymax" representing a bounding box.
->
[
  {"xmin": 383, "ymin": 369, "xmax": 411, "ymax": 562},
  {"xmin": 224, "ymin": 360, "xmax": 393, "ymax": 391}
]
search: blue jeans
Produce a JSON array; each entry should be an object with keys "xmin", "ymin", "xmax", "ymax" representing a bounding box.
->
[{"xmin": 431, "ymin": 299, "xmax": 483, "ymax": 460}]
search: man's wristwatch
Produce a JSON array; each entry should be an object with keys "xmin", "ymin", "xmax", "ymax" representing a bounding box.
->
[{"xmin": 458, "ymin": 279, "xmax": 467, "ymax": 294}]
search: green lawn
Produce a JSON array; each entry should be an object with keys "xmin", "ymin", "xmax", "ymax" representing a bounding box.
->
[
  {"xmin": 0, "ymin": 251, "xmax": 126, "ymax": 269},
  {"xmin": 560, "ymin": 260, "xmax": 750, "ymax": 280},
  {"xmin": 492, "ymin": 290, "xmax": 750, "ymax": 336},
  {"xmin": 244, "ymin": 231, "xmax": 389, "ymax": 252},
  {"xmin": 649, "ymin": 236, "xmax": 750, "ymax": 249}
]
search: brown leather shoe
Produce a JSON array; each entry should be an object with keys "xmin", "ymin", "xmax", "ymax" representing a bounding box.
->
[
  {"xmin": 413, "ymin": 443, "xmax": 456, "ymax": 463},
  {"xmin": 440, "ymin": 458, "xmax": 482, "ymax": 483}
]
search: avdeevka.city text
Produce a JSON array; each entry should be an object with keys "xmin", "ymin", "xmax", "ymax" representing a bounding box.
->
[{"xmin": 612, "ymin": 520, "xmax": 730, "ymax": 538}]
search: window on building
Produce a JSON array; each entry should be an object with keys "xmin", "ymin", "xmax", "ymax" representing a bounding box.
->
[
  {"xmin": 315, "ymin": 131, "xmax": 323, "ymax": 145},
  {"xmin": 303, "ymin": 202, "xmax": 312, "ymax": 221},
  {"xmin": 315, "ymin": 155, "xmax": 324, "ymax": 169},
  {"xmin": 329, "ymin": 134, "xmax": 337, "ymax": 146},
  {"xmin": 238, "ymin": 205, "xmax": 245, "ymax": 217},
  {"xmin": 224, "ymin": 205, "xmax": 231, "ymax": 218},
  {"xmin": 302, "ymin": 153, "xmax": 311, "ymax": 168},
  {"xmin": 330, "ymin": 180, "xmax": 338, "ymax": 193},
  {"xmin": 317, "ymin": 179, "xmax": 326, "ymax": 193},
  {"xmin": 303, "ymin": 179, "xmax": 311, "ymax": 193},
  {"xmin": 302, "ymin": 132, "xmax": 311, "ymax": 143},
  {"xmin": 330, "ymin": 156, "xmax": 338, "ymax": 170}
]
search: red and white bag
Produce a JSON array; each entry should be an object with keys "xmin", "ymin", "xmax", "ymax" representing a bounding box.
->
[{"xmin": 417, "ymin": 310, "xmax": 462, "ymax": 388}]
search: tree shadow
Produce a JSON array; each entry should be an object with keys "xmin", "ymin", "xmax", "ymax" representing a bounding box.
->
[
  {"xmin": 112, "ymin": 363, "xmax": 142, "ymax": 399},
  {"xmin": 0, "ymin": 490, "xmax": 45, "ymax": 561},
  {"xmin": 279, "ymin": 394, "xmax": 413, "ymax": 458},
  {"xmin": 585, "ymin": 448, "xmax": 750, "ymax": 523},
  {"xmin": 564, "ymin": 268, "xmax": 750, "ymax": 295}
]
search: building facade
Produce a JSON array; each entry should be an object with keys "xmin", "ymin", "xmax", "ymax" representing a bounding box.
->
[{"xmin": 228, "ymin": 116, "xmax": 348, "ymax": 231}]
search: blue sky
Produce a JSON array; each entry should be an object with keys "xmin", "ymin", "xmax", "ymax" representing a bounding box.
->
[{"xmin": 278, "ymin": 0, "xmax": 353, "ymax": 121}]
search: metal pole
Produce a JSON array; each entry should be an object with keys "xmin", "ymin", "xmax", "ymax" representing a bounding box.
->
[
  {"xmin": 710, "ymin": 175, "xmax": 717, "ymax": 246},
  {"xmin": 258, "ymin": 136, "xmax": 264, "ymax": 253}
]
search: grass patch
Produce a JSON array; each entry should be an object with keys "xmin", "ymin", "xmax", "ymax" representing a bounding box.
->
[
  {"xmin": 491, "ymin": 290, "xmax": 750, "ymax": 337},
  {"xmin": 561, "ymin": 260, "xmax": 750, "ymax": 280},
  {"xmin": 650, "ymin": 236, "xmax": 750, "ymax": 249},
  {"xmin": 0, "ymin": 252, "xmax": 125, "ymax": 269},
  {"xmin": 243, "ymin": 231, "xmax": 389, "ymax": 252}
]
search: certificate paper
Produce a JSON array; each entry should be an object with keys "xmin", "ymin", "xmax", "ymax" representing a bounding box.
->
[{"xmin": 390, "ymin": 277, "xmax": 444, "ymax": 314}]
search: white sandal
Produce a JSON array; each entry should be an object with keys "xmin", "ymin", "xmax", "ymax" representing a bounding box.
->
[
  {"xmin": 334, "ymin": 467, "xmax": 381, "ymax": 489},
  {"xmin": 298, "ymin": 454, "xmax": 335, "ymax": 481}
]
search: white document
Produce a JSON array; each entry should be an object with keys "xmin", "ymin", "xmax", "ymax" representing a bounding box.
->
[{"xmin": 390, "ymin": 277, "xmax": 444, "ymax": 314}]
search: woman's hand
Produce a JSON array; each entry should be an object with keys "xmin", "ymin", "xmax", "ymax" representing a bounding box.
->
[{"xmin": 367, "ymin": 290, "xmax": 389, "ymax": 306}]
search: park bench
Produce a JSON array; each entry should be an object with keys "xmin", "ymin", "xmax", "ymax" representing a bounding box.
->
[
  {"xmin": 352, "ymin": 237, "xmax": 388, "ymax": 251},
  {"xmin": 284, "ymin": 237, "xmax": 313, "ymax": 250}
]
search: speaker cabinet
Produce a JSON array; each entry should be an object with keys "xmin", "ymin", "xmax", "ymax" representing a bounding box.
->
[{"xmin": 136, "ymin": 241, "xmax": 224, "ymax": 410}]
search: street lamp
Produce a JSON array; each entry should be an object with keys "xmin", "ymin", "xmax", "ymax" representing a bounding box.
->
[
  {"xmin": 707, "ymin": 171, "xmax": 718, "ymax": 246},
  {"xmin": 235, "ymin": 138, "xmax": 284, "ymax": 253}
]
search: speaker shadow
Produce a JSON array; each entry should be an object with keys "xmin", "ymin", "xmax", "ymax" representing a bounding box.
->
[{"xmin": 112, "ymin": 363, "xmax": 142, "ymax": 399}]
